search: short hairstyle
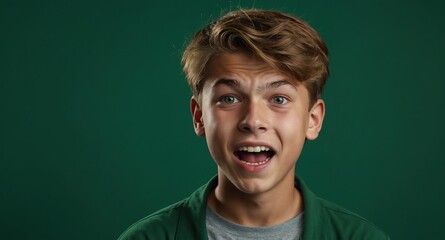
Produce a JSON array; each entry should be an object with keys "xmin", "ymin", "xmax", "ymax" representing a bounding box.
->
[{"xmin": 182, "ymin": 9, "xmax": 329, "ymax": 106}]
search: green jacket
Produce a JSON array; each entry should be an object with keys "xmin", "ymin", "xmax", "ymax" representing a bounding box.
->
[{"xmin": 119, "ymin": 176, "xmax": 389, "ymax": 239}]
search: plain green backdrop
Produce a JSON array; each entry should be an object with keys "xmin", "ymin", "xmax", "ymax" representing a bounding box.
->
[{"xmin": 1, "ymin": 0, "xmax": 444, "ymax": 239}]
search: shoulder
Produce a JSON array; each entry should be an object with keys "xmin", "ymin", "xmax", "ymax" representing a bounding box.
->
[
  {"xmin": 117, "ymin": 177, "xmax": 216, "ymax": 240},
  {"xmin": 117, "ymin": 200, "xmax": 186, "ymax": 240},
  {"xmin": 318, "ymin": 198, "xmax": 390, "ymax": 240},
  {"xmin": 296, "ymin": 177, "xmax": 389, "ymax": 239}
]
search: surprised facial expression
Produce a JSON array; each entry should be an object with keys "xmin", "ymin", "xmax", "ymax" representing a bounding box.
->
[{"xmin": 191, "ymin": 53, "xmax": 325, "ymax": 194}]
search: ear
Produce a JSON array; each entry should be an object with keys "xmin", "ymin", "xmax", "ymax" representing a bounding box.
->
[
  {"xmin": 306, "ymin": 99, "xmax": 325, "ymax": 140},
  {"xmin": 190, "ymin": 96, "xmax": 205, "ymax": 137}
]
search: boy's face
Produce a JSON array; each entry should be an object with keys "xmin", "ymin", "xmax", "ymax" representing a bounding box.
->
[{"xmin": 191, "ymin": 53, "xmax": 324, "ymax": 194}]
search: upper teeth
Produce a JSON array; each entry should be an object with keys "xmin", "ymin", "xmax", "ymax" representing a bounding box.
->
[{"xmin": 238, "ymin": 146, "xmax": 270, "ymax": 152}]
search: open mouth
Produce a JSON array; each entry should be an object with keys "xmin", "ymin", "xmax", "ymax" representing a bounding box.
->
[{"xmin": 234, "ymin": 146, "xmax": 275, "ymax": 166}]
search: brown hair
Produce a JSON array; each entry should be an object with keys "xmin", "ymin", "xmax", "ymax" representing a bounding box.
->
[{"xmin": 182, "ymin": 9, "xmax": 329, "ymax": 106}]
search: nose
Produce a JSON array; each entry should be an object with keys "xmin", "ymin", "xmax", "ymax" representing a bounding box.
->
[{"xmin": 238, "ymin": 100, "xmax": 268, "ymax": 133}]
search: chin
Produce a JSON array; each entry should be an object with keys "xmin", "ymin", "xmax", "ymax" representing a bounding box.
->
[{"xmin": 233, "ymin": 176, "xmax": 275, "ymax": 195}]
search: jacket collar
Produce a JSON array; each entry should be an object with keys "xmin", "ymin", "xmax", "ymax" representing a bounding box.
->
[
  {"xmin": 296, "ymin": 177, "xmax": 325, "ymax": 239},
  {"xmin": 176, "ymin": 177, "xmax": 216, "ymax": 238},
  {"xmin": 176, "ymin": 175, "xmax": 324, "ymax": 239}
]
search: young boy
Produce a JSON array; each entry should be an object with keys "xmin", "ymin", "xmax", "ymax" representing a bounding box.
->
[{"xmin": 119, "ymin": 9, "xmax": 389, "ymax": 239}]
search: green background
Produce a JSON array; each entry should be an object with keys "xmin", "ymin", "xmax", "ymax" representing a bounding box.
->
[{"xmin": 1, "ymin": 0, "xmax": 444, "ymax": 239}]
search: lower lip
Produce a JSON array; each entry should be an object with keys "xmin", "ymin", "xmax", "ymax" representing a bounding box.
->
[{"xmin": 233, "ymin": 154, "xmax": 273, "ymax": 173}]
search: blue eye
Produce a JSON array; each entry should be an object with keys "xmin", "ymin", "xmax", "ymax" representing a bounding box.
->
[
  {"xmin": 219, "ymin": 95, "xmax": 239, "ymax": 104},
  {"xmin": 271, "ymin": 96, "xmax": 288, "ymax": 105}
]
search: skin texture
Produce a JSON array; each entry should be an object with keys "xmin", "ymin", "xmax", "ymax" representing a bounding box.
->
[{"xmin": 190, "ymin": 53, "xmax": 325, "ymax": 226}]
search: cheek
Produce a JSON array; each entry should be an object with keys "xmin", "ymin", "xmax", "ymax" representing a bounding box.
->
[
  {"xmin": 275, "ymin": 109, "xmax": 308, "ymax": 130},
  {"xmin": 275, "ymin": 111, "xmax": 308, "ymax": 146},
  {"xmin": 207, "ymin": 108, "xmax": 238, "ymax": 132},
  {"xmin": 204, "ymin": 110, "xmax": 237, "ymax": 153}
]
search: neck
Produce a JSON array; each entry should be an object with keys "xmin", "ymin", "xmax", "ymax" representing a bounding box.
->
[{"xmin": 208, "ymin": 172, "xmax": 303, "ymax": 227}]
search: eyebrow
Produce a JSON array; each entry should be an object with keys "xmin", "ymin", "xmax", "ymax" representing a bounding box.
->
[
  {"xmin": 212, "ymin": 78, "xmax": 295, "ymax": 91},
  {"xmin": 264, "ymin": 80, "xmax": 294, "ymax": 89},
  {"xmin": 212, "ymin": 78, "xmax": 240, "ymax": 90}
]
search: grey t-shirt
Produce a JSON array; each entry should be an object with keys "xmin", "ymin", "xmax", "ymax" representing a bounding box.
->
[{"xmin": 206, "ymin": 206, "xmax": 303, "ymax": 240}]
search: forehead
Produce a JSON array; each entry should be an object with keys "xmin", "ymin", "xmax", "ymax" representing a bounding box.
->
[{"xmin": 205, "ymin": 53, "xmax": 287, "ymax": 81}]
